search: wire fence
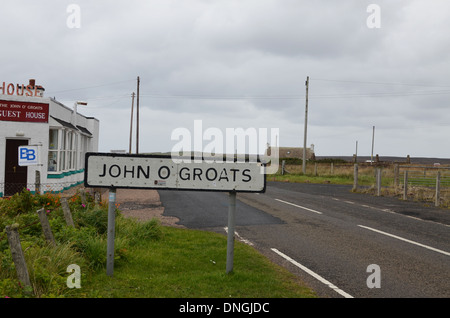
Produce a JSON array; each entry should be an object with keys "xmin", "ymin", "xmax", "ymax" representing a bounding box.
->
[
  {"xmin": 0, "ymin": 182, "xmax": 84, "ymax": 197},
  {"xmin": 278, "ymin": 161, "xmax": 450, "ymax": 207},
  {"xmin": 399, "ymin": 167, "xmax": 450, "ymax": 187}
]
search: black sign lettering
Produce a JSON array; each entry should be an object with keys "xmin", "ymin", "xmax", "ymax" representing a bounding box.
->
[
  {"xmin": 242, "ymin": 169, "xmax": 252, "ymax": 182},
  {"xmin": 158, "ymin": 166, "xmax": 170, "ymax": 179},
  {"xmin": 230, "ymin": 169, "xmax": 239, "ymax": 182},
  {"xmin": 205, "ymin": 168, "xmax": 218, "ymax": 181},
  {"xmin": 179, "ymin": 167, "xmax": 190, "ymax": 180},
  {"xmin": 109, "ymin": 165, "xmax": 121, "ymax": 178},
  {"xmin": 99, "ymin": 164, "xmax": 106, "ymax": 177},
  {"xmin": 86, "ymin": 154, "xmax": 265, "ymax": 193},
  {"xmin": 124, "ymin": 165, "xmax": 135, "ymax": 178},
  {"xmin": 193, "ymin": 168, "xmax": 202, "ymax": 181},
  {"xmin": 137, "ymin": 166, "xmax": 150, "ymax": 179},
  {"xmin": 218, "ymin": 168, "xmax": 229, "ymax": 181}
]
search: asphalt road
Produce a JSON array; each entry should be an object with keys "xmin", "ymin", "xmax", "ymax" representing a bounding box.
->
[{"xmin": 158, "ymin": 182, "xmax": 450, "ymax": 298}]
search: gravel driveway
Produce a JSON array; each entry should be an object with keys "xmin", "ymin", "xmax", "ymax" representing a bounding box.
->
[{"xmin": 97, "ymin": 188, "xmax": 184, "ymax": 228}]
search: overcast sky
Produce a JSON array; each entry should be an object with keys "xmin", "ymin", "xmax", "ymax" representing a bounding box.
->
[{"xmin": 2, "ymin": 0, "xmax": 450, "ymax": 158}]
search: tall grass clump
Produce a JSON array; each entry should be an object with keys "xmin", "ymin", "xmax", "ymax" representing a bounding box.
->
[{"xmin": 0, "ymin": 188, "xmax": 163, "ymax": 297}]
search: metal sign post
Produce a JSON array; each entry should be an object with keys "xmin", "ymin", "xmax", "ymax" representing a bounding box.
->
[
  {"xmin": 106, "ymin": 188, "xmax": 116, "ymax": 277},
  {"xmin": 84, "ymin": 153, "xmax": 265, "ymax": 276},
  {"xmin": 226, "ymin": 191, "xmax": 236, "ymax": 274}
]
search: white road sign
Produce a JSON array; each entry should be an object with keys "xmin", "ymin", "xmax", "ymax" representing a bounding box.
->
[{"xmin": 84, "ymin": 153, "xmax": 266, "ymax": 193}]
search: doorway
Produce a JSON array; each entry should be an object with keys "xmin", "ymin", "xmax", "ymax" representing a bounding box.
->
[{"xmin": 4, "ymin": 139, "xmax": 28, "ymax": 196}]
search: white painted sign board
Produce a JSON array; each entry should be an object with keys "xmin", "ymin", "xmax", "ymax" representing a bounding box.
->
[{"xmin": 84, "ymin": 153, "xmax": 266, "ymax": 193}]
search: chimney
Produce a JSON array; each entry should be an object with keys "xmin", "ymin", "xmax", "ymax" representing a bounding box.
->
[{"xmin": 29, "ymin": 79, "xmax": 45, "ymax": 97}]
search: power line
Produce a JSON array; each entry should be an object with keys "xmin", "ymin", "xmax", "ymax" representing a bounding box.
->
[
  {"xmin": 55, "ymin": 88, "xmax": 450, "ymax": 104},
  {"xmin": 138, "ymin": 93, "xmax": 304, "ymax": 100},
  {"xmin": 309, "ymin": 89, "xmax": 450, "ymax": 99},
  {"xmin": 48, "ymin": 77, "xmax": 450, "ymax": 103},
  {"xmin": 135, "ymin": 88, "xmax": 450, "ymax": 100},
  {"xmin": 46, "ymin": 79, "xmax": 136, "ymax": 95},
  {"xmin": 311, "ymin": 78, "xmax": 450, "ymax": 88}
]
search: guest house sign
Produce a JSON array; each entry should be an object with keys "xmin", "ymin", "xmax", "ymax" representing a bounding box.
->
[{"xmin": 0, "ymin": 99, "xmax": 49, "ymax": 123}]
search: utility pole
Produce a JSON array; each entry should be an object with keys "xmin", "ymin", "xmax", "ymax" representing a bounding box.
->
[
  {"xmin": 302, "ymin": 76, "xmax": 309, "ymax": 174},
  {"xmin": 136, "ymin": 76, "xmax": 140, "ymax": 154},
  {"xmin": 129, "ymin": 92, "xmax": 135, "ymax": 154},
  {"xmin": 371, "ymin": 126, "xmax": 375, "ymax": 164}
]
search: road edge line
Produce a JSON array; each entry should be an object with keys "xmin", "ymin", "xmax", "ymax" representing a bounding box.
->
[
  {"xmin": 271, "ymin": 248, "xmax": 353, "ymax": 298},
  {"xmin": 358, "ymin": 225, "xmax": 450, "ymax": 256},
  {"xmin": 274, "ymin": 199, "xmax": 323, "ymax": 214}
]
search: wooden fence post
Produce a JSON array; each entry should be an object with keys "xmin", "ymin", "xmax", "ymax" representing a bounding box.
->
[
  {"xmin": 80, "ymin": 189, "xmax": 87, "ymax": 205},
  {"xmin": 61, "ymin": 198, "xmax": 75, "ymax": 227},
  {"xmin": 37, "ymin": 208, "xmax": 56, "ymax": 246},
  {"xmin": 394, "ymin": 164, "xmax": 399, "ymax": 188},
  {"xmin": 403, "ymin": 171, "xmax": 408, "ymax": 200},
  {"xmin": 353, "ymin": 164, "xmax": 358, "ymax": 191},
  {"xmin": 435, "ymin": 171, "xmax": 441, "ymax": 207},
  {"xmin": 5, "ymin": 224, "xmax": 31, "ymax": 287},
  {"xmin": 376, "ymin": 168, "xmax": 382, "ymax": 196},
  {"xmin": 94, "ymin": 190, "xmax": 101, "ymax": 204},
  {"xmin": 35, "ymin": 170, "xmax": 41, "ymax": 194}
]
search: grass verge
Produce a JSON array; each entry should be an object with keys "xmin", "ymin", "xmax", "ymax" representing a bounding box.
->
[
  {"xmin": 70, "ymin": 226, "xmax": 316, "ymax": 298},
  {"xmin": 269, "ymin": 173, "xmax": 378, "ymax": 185},
  {"xmin": 1, "ymin": 189, "xmax": 316, "ymax": 298}
]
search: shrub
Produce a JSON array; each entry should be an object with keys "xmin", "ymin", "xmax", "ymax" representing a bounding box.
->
[
  {"xmin": 0, "ymin": 189, "xmax": 163, "ymax": 297},
  {"xmin": 74, "ymin": 205, "xmax": 109, "ymax": 235},
  {"xmin": 116, "ymin": 216, "xmax": 162, "ymax": 246},
  {"xmin": 25, "ymin": 242, "xmax": 85, "ymax": 297}
]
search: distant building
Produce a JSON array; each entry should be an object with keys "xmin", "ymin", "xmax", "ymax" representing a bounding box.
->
[
  {"xmin": 268, "ymin": 146, "xmax": 315, "ymax": 160},
  {"xmin": 0, "ymin": 79, "xmax": 99, "ymax": 197}
]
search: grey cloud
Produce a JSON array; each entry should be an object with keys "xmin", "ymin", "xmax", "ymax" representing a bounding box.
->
[{"xmin": 2, "ymin": 0, "xmax": 450, "ymax": 157}]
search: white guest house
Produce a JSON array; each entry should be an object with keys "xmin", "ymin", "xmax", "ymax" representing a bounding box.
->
[{"xmin": 0, "ymin": 79, "xmax": 99, "ymax": 197}]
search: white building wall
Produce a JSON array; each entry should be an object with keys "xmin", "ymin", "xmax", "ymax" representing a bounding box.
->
[
  {"xmin": 0, "ymin": 120, "xmax": 49, "ymax": 193},
  {"xmin": 0, "ymin": 93, "xmax": 99, "ymax": 197}
]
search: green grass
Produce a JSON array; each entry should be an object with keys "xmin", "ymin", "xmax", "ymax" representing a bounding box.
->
[
  {"xmin": 270, "ymin": 173, "xmax": 379, "ymax": 186},
  {"xmin": 70, "ymin": 226, "xmax": 316, "ymax": 298},
  {"xmin": 1, "ymin": 189, "xmax": 316, "ymax": 298}
]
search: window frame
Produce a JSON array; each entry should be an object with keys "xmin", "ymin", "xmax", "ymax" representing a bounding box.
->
[{"xmin": 47, "ymin": 127, "xmax": 83, "ymax": 174}]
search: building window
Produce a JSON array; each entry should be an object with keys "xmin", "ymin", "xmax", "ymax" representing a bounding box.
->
[
  {"xmin": 67, "ymin": 131, "xmax": 78, "ymax": 170},
  {"xmin": 72, "ymin": 133, "xmax": 78, "ymax": 170},
  {"xmin": 78, "ymin": 135, "xmax": 89, "ymax": 170},
  {"xmin": 60, "ymin": 130, "xmax": 66, "ymax": 171},
  {"xmin": 48, "ymin": 128, "xmax": 82, "ymax": 173},
  {"xmin": 48, "ymin": 129, "xmax": 59, "ymax": 172},
  {"xmin": 67, "ymin": 131, "xmax": 73, "ymax": 170}
]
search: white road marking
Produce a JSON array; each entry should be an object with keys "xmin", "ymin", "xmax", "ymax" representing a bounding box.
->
[
  {"xmin": 224, "ymin": 227, "xmax": 254, "ymax": 246},
  {"xmin": 333, "ymin": 198, "xmax": 450, "ymax": 228},
  {"xmin": 271, "ymin": 248, "xmax": 353, "ymax": 298},
  {"xmin": 275, "ymin": 199, "xmax": 323, "ymax": 215},
  {"xmin": 358, "ymin": 225, "xmax": 450, "ymax": 256}
]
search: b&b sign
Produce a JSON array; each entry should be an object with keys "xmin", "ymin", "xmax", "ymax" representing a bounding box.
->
[
  {"xmin": 84, "ymin": 153, "xmax": 266, "ymax": 193},
  {"xmin": 18, "ymin": 146, "xmax": 39, "ymax": 166}
]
